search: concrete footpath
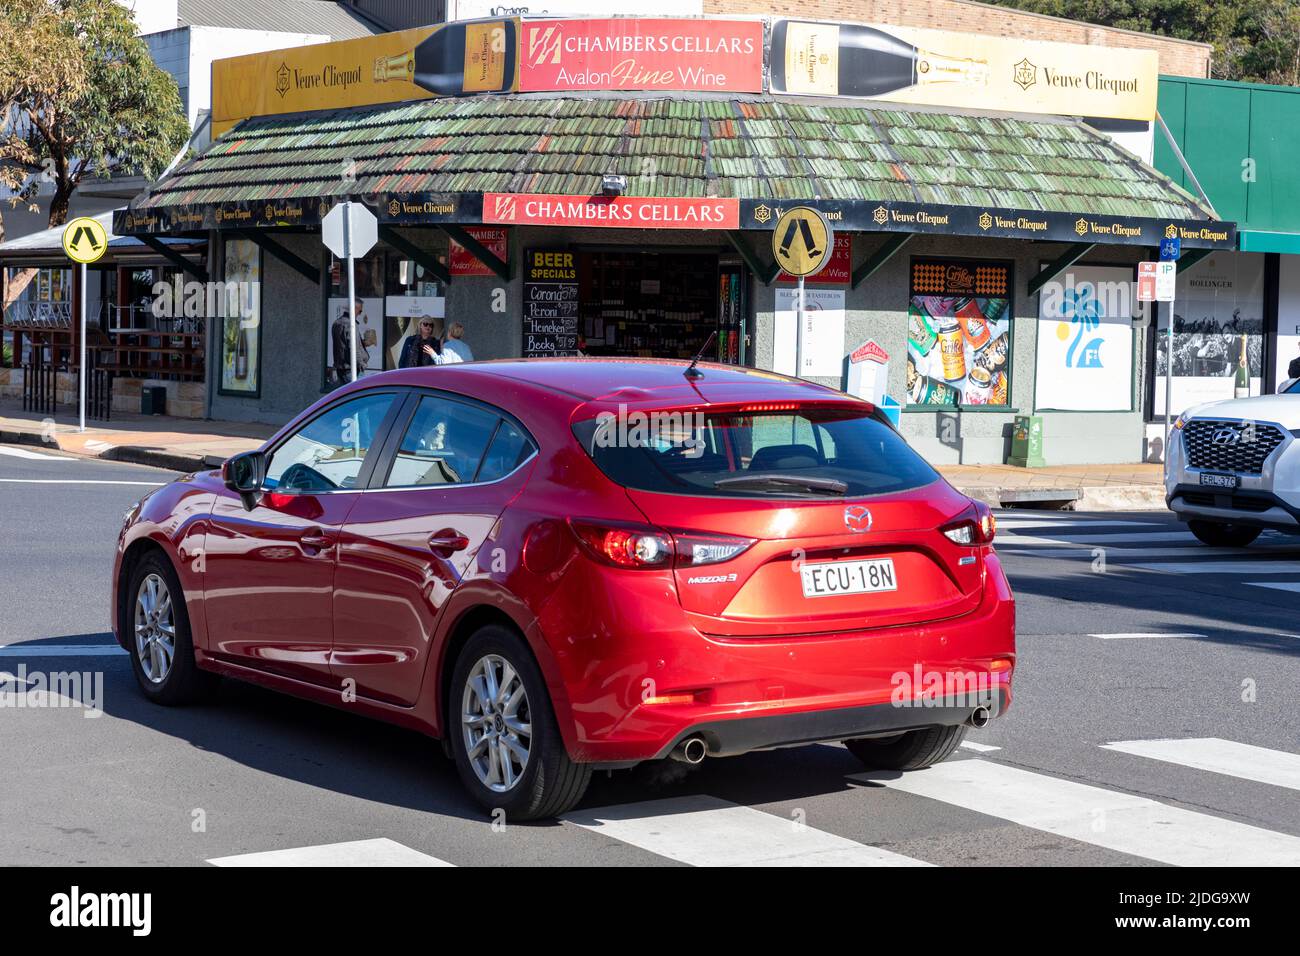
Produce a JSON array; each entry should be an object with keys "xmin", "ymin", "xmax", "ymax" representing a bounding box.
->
[{"xmin": 1, "ymin": 403, "xmax": 1165, "ymax": 510}]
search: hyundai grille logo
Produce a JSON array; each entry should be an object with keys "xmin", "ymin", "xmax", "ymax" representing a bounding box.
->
[{"xmin": 1211, "ymin": 427, "xmax": 1242, "ymax": 446}]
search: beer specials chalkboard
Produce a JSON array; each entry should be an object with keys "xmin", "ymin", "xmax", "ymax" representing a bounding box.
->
[{"xmin": 522, "ymin": 248, "xmax": 580, "ymax": 357}]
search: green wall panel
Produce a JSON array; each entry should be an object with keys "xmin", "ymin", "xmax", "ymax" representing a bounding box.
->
[
  {"xmin": 1155, "ymin": 78, "xmax": 1187, "ymax": 192},
  {"xmin": 1157, "ymin": 76, "xmax": 1300, "ymax": 235}
]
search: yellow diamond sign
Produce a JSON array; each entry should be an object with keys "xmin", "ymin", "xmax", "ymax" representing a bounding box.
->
[{"xmin": 62, "ymin": 217, "xmax": 108, "ymax": 264}]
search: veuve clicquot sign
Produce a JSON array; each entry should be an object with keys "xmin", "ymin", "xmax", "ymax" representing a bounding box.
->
[
  {"xmin": 211, "ymin": 20, "xmax": 518, "ymax": 136},
  {"xmin": 769, "ymin": 19, "xmax": 1157, "ymax": 122}
]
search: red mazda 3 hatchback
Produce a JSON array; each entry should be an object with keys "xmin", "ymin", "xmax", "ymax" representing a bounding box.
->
[{"xmin": 114, "ymin": 359, "xmax": 1015, "ymax": 819}]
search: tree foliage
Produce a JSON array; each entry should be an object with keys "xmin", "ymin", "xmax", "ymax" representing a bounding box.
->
[
  {"xmin": 0, "ymin": 0, "xmax": 188, "ymax": 234},
  {"xmin": 986, "ymin": 0, "xmax": 1300, "ymax": 86}
]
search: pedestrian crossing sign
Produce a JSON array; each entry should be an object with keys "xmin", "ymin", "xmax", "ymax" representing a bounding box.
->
[
  {"xmin": 62, "ymin": 217, "xmax": 108, "ymax": 264},
  {"xmin": 771, "ymin": 206, "xmax": 832, "ymax": 278}
]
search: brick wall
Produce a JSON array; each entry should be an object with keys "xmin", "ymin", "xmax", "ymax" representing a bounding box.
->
[{"xmin": 705, "ymin": 0, "xmax": 1212, "ymax": 78}]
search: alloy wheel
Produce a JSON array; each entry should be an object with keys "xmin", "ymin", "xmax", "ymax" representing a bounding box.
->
[
  {"xmin": 461, "ymin": 654, "xmax": 532, "ymax": 792},
  {"xmin": 134, "ymin": 572, "xmax": 175, "ymax": 684}
]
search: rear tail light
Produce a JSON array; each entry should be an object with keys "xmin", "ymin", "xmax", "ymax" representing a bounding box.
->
[
  {"xmin": 673, "ymin": 532, "xmax": 756, "ymax": 567},
  {"xmin": 941, "ymin": 501, "xmax": 996, "ymax": 546},
  {"xmin": 570, "ymin": 521, "xmax": 672, "ymax": 568},
  {"xmin": 569, "ymin": 520, "xmax": 754, "ymax": 569}
]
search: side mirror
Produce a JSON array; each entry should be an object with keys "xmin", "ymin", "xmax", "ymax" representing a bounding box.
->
[{"xmin": 222, "ymin": 450, "xmax": 266, "ymax": 511}]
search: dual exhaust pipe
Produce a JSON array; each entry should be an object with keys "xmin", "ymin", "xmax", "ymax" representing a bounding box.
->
[{"xmin": 669, "ymin": 709, "xmax": 990, "ymax": 763}]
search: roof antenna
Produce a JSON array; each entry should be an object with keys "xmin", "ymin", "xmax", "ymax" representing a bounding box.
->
[{"xmin": 684, "ymin": 331, "xmax": 717, "ymax": 380}]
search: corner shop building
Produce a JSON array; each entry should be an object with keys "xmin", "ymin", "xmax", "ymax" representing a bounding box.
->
[{"xmin": 116, "ymin": 16, "xmax": 1234, "ymax": 465}]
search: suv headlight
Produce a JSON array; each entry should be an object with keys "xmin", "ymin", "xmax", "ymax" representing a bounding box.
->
[{"xmin": 1172, "ymin": 412, "xmax": 1191, "ymax": 431}]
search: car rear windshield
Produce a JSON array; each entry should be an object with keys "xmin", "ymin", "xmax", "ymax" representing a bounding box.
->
[{"xmin": 572, "ymin": 406, "xmax": 939, "ymax": 498}]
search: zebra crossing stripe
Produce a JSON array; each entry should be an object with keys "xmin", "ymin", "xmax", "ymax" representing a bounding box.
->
[
  {"xmin": 207, "ymin": 838, "xmax": 454, "ymax": 867},
  {"xmin": 1101, "ymin": 738, "xmax": 1300, "ymax": 793},
  {"xmin": 849, "ymin": 759, "xmax": 1300, "ymax": 866},
  {"xmin": 564, "ymin": 794, "xmax": 930, "ymax": 867}
]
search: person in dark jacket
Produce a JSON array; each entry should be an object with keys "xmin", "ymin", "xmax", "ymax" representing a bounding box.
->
[
  {"xmin": 399, "ymin": 316, "xmax": 443, "ymax": 368},
  {"xmin": 1288, "ymin": 348, "xmax": 1300, "ymax": 381}
]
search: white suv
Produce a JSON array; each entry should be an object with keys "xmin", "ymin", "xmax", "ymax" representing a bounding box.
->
[{"xmin": 1165, "ymin": 381, "xmax": 1300, "ymax": 546}]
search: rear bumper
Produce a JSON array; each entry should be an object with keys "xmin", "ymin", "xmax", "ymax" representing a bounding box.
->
[
  {"xmin": 653, "ymin": 689, "xmax": 1007, "ymax": 760},
  {"xmin": 541, "ymin": 553, "xmax": 1016, "ymax": 766}
]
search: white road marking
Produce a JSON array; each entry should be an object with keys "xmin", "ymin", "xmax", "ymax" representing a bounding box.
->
[
  {"xmin": 563, "ymin": 795, "xmax": 929, "ymax": 867},
  {"xmin": 1030, "ymin": 531, "xmax": 1197, "ymax": 545},
  {"xmin": 1101, "ymin": 738, "xmax": 1300, "ymax": 793},
  {"xmin": 0, "ymin": 644, "xmax": 126, "ymax": 657},
  {"xmin": 0, "ymin": 446, "xmax": 73, "ymax": 460},
  {"xmin": 1089, "ymin": 632, "xmax": 1206, "ymax": 640},
  {"xmin": 850, "ymin": 759, "xmax": 1300, "ymax": 866},
  {"xmin": 1248, "ymin": 581, "xmax": 1300, "ymax": 594},
  {"xmin": 0, "ymin": 478, "xmax": 163, "ymax": 486},
  {"xmin": 998, "ymin": 546, "xmax": 1263, "ymax": 560},
  {"xmin": 995, "ymin": 517, "xmax": 1156, "ymax": 529},
  {"xmin": 207, "ymin": 838, "xmax": 453, "ymax": 867},
  {"xmin": 1131, "ymin": 560, "xmax": 1300, "ymax": 575},
  {"xmin": 959, "ymin": 741, "xmax": 1002, "ymax": 753}
]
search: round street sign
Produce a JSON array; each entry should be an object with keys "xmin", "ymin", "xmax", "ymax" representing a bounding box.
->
[
  {"xmin": 62, "ymin": 217, "xmax": 108, "ymax": 264},
  {"xmin": 771, "ymin": 206, "xmax": 832, "ymax": 278}
]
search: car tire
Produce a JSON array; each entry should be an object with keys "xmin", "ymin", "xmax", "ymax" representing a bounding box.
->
[
  {"xmin": 1188, "ymin": 520, "xmax": 1261, "ymax": 548},
  {"xmin": 448, "ymin": 625, "xmax": 591, "ymax": 821},
  {"xmin": 844, "ymin": 725, "xmax": 968, "ymax": 771},
  {"xmin": 126, "ymin": 551, "xmax": 216, "ymax": 705}
]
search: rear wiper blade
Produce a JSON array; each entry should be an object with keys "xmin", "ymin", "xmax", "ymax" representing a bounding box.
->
[{"xmin": 713, "ymin": 474, "xmax": 848, "ymax": 495}]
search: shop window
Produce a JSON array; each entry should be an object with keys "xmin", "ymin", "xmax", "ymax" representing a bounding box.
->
[
  {"xmin": 906, "ymin": 258, "xmax": 1012, "ymax": 408},
  {"xmin": 325, "ymin": 246, "xmax": 447, "ymax": 387},
  {"xmin": 1153, "ymin": 253, "xmax": 1264, "ymax": 417}
]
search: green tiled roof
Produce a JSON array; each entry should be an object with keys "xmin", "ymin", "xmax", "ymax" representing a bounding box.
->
[{"xmin": 138, "ymin": 94, "xmax": 1210, "ymax": 221}]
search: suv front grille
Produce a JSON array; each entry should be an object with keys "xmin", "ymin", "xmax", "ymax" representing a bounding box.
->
[{"xmin": 1183, "ymin": 419, "xmax": 1286, "ymax": 474}]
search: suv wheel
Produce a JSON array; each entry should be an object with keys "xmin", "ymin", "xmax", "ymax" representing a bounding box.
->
[
  {"xmin": 844, "ymin": 725, "xmax": 967, "ymax": 771},
  {"xmin": 1188, "ymin": 520, "xmax": 1261, "ymax": 548},
  {"xmin": 127, "ymin": 552, "xmax": 216, "ymax": 705},
  {"xmin": 448, "ymin": 625, "xmax": 591, "ymax": 820}
]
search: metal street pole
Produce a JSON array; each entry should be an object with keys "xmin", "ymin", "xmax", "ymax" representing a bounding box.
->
[
  {"xmin": 78, "ymin": 261, "xmax": 87, "ymax": 432},
  {"xmin": 795, "ymin": 274, "xmax": 805, "ymax": 378},
  {"xmin": 1164, "ymin": 293, "xmax": 1174, "ymax": 465},
  {"xmin": 344, "ymin": 207, "xmax": 358, "ymax": 383}
]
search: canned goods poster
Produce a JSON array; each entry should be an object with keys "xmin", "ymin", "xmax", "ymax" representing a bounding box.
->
[{"xmin": 906, "ymin": 259, "xmax": 1011, "ymax": 407}]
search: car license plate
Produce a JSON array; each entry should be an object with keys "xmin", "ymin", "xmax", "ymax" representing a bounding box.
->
[
  {"xmin": 1198, "ymin": 471, "xmax": 1240, "ymax": 489},
  {"xmin": 800, "ymin": 558, "xmax": 898, "ymax": 598}
]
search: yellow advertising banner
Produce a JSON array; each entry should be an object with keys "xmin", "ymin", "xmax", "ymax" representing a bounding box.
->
[
  {"xmin": 211, "ymin": 19, "xmax": 518, "ymax": 136},
  {"xmin": 770, "ymin": 19, "xmax": 1158, "ymax": 122}
]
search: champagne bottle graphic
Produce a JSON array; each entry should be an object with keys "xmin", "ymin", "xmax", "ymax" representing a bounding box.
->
[
  {"xmin": 772, "ymin": 20, "xmax": 989, "ymax": 97},
  {"xmin": 374, "ymin": 20, "xmax": 516, "ymax": 96},
  {"xmin": 1234, "ymin": 335, "xmax": 1250, "ymax": 398},
  {"xmin": 235, "ymin": 325, "xmax": 249, "ymax": 380}
]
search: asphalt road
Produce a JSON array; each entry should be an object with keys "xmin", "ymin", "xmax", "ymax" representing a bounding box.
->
[{"xmin": 2, "ymin": 442, "xmax": 1298, "ymax": 866}]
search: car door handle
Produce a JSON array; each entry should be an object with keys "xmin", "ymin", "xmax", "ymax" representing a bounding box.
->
[
  {"xmin": 300, "ymin": 528, "xmax": 333, "ymax": 550},
  {"xmin": 428, "ymin": 530, "xmax": 470, "ymax": 555}
]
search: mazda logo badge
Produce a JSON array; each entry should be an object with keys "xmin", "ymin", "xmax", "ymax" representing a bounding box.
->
[
  {"xmin": 844, "ymin": 505, "xmax": 872, "ymax": 533},
  {"xmin": 1211, "ymin": 427, "xmax": 1241, "ymax": 446}
]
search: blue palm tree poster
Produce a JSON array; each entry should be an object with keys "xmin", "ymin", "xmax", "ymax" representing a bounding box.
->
[{"xmin": 1035, "ymin": 265, "xmax": 1134, "ymax": 411}]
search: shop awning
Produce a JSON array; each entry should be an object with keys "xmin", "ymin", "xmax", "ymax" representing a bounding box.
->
[
  {"xmin": 0, "ymin": 210, "xmax": 206, "ymax": 268},
  {"xmin": 115, "ymin": 93, "xmax": 1233, "ymax": 249}
]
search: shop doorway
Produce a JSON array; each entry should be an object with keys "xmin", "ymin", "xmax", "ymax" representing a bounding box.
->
[{"xmin": 576, "ymin": 249, "xmax": 749, "ymax": 364}]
